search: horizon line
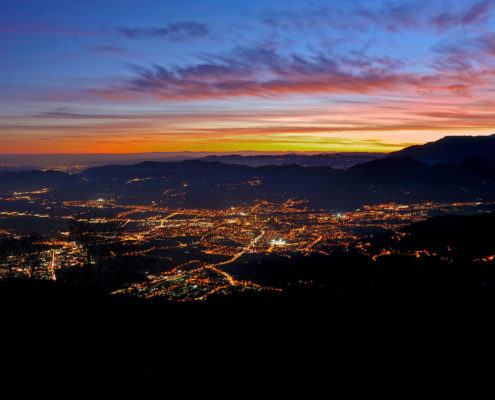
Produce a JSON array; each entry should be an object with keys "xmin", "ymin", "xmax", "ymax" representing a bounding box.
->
[{"xmin": 0, "ymin": 150, "xmax": 390, "ymax": 156}]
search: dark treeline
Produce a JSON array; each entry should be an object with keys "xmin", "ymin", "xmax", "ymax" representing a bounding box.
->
[
  {"xmin": 2, "ymin": 212, "xmax": 495, "ymax": 397},
  {"xmin": 60, "ymin": 217, "xmax": 148, "ymax": 289},
  {"xmin": 2, "ymin": 253, "xmax": 495, "ymax": 398},
  {"xmin": 0, "ymin": 217, "xmax": 146, "ymax": 289},
  {"xmin": 369, "ymin": 213, "xmax": 495, "ymax": 258},
  {"xmin": 0, "ymin": 234, "xmax": 48, "ymax": 277}
]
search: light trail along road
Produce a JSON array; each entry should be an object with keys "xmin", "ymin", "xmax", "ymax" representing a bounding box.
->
[{"xmin": 206, "ymin": 230, "xmax": 266, "ymax": 285}]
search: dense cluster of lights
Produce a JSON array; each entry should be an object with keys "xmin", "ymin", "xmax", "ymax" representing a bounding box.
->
[{"xmin": 0, "ymin": 187, "xmax": 493, "ymax": 300}]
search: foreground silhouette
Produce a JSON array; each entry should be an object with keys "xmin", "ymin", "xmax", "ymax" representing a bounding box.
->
[{"xmin": 2, "ymin": 249, "xmax": 495, "ymax": 398}]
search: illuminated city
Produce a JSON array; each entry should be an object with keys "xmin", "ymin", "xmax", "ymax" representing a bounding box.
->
[
  {"xmin": 1, "ymin": 185, "xmax": 492, "ymax": 300},
  {"xmin": 3, "ymin": 1, "xmax": 495, "ymax": 397}
]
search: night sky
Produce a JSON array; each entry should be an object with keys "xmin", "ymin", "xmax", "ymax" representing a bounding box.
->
[{"xmin": 2, "ymin": 0, "xmax": 495, "ymax": 153}]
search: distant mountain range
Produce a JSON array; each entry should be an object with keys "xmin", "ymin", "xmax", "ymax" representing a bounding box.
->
[
  {"xmin": 0, "ymin": 152, "xmax": 385, "ymax": 172},
  {"xmin": 198, "ymin": 134, "xmax": 495, "ymax": 168},
  {"xmin": 1, "ymin": 134, "xmax": 494, "ymax": 209},
  {"xmin": 198, "ymin": 153, "xmax": 384, "ymax": 168}
]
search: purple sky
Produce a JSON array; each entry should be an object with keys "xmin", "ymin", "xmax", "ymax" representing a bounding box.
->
[{"xmin": 2, "ymin": 0, "xmax": 495, "ymax": 153}]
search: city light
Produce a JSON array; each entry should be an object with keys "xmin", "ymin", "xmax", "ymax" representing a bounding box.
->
[{"xmin": 1, "ymin": 186, "xmax": 492, "ymax": 301}]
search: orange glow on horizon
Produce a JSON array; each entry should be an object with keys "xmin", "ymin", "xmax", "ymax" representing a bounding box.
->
[
  {"xmin": 3, "ymin": 85, "xmax": 495, "ymax": 154},
  {"xmin": 1, "ymin": 128, "xmax": 494, "ymax": 154}
]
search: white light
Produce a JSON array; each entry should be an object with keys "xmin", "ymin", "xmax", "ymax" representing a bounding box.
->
[{"xmin": 270, "ymin": 238, "xmax": 287, "ymax": 246}]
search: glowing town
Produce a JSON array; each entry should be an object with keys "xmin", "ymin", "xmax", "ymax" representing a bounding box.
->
[{"xmin": 0, "ymin": 187, "xmax": 492, "ymax": 300}]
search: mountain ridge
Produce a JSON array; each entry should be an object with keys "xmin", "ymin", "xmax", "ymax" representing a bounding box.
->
[{"xmin": 389, "ymin": 134, "xmax": 495, "ymax": 165}]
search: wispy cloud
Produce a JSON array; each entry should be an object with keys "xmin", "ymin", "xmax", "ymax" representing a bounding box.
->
[
  {"xmin": 115, "ymin": 21, "xmax": 209, "ymax": 41},
  {"xmin": 433, "ymin": 33, "xmax": 495, "ymax": 58},
  {"xmin": 261, "ymin": 0, "xmax": 495, "ymax": 33},
  {"xmin": 81, "ymin": 45, "xmax": 415, "ymax": 102},
  {"xmin": 430, "ymin": 0, "xmax": 495, "ymax": 31},
  {"xmin": 4, "ymin": 0, "xmax": 495, "ymax": 153},
  {"xmin": 90, "ymin": 45, "xmax": 126, "ymax": 54}
]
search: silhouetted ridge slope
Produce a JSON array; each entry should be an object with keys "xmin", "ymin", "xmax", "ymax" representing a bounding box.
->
[
  {"xmin": 3, "ymin": 251, "xmax": 495, "ymax": 398},
  {"xmin": 0, "ymin": 169, "xmax": 74, "ymax": 191},
  {"xmin": 390, "ymin": 134, "xmax": 495, "ymax": 165},
  {"xmin": 85, "ymin": 159, "xmax": 250, "ymax": 175},
  {"xmin": 349, "ymin": 156, "xmax": 429, "ymax": 179},
  {"xmin": 372, "ymin": 213, "xmax": 495, "ymax": 257},
  {"xmin": 2, "ymin": 140, "xmax": 495, "ymax": 209},
  {"xmin": 198, "ymin": 152, "xmax": 384, "ymax": 168},
  {"xmin": 402, "ymin": 213, "xmax": 495, "ymax": 255}
]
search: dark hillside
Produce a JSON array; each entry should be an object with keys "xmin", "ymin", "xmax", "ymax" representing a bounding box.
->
[
  {"xmin": 3, "ymin": 251, "xmax": 495, "ymax": 398},
  {"xmin": 390, "ymin": 134, "xmax": 495, "ymax": 165}
]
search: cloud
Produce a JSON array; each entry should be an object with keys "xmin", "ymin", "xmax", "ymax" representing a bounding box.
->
[
  {"xmin": 85, "ymin": 37, "xmax": 487, "ymax": 103},
  {"xmin": 260, "ymin": 1, "xmax": 425, "ymax": 33},
  {"xmin": 430, "ymin": 32, "xmax": 495, "ymax": 73},
  {"xmin": 79, "ymin": 45, "xmax": 415, "ymax": 102},
  {"xmin": 433, "ymin": 33, "xmax": 495, "ymax": 57},
  {"xmin": 27, "ymin": 35, "xmax": 486, "ymax": 106},
  {"xmin": 90, "ymin": 45, "xmax": 125, "ymax": 54},
  {"xmin": 115, "ymin": 21, "xmax": 209, "ymax": 41},
  {"xmin": 260, "ymin": 0, "xmax": 495, "ymax": 33},
  {"xmin": 430, "ymin": 0, "xmax": 495, "ymax": 31}
]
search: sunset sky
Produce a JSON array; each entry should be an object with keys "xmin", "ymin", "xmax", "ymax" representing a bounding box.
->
[{"xmin": 2, "ymin": 0, "xmax": 495, "ymax": 153}]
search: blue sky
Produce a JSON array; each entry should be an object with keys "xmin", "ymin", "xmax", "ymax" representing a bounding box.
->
[{"xmin": 2, "ymin": 0, "xmax": 495, "ymax": 153}]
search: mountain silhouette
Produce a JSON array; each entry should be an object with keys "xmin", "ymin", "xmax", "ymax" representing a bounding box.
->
[
  {"xmin": 199, "ymin": 152, "xmax": 384, "ymax": 168},
  {"xmin": 389, "ymin": 134, "xmax": 495, "ymax": 165},
  {"xmin": 2, "ymin": 135, "xmax": 495, "ymax": 209}
]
